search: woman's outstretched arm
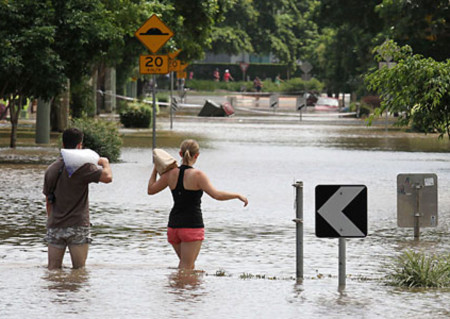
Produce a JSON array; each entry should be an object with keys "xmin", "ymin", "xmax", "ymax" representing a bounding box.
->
[{"xmin": 197, "ymin": 170, "xmax": 248, "ymax": 207}]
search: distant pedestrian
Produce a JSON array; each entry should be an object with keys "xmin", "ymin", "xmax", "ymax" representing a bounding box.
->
[
  {"xmin": 274, "ymin": 74, "xmax": 284, "ymax": 86},
  {"xmin": 223, "ymin": 69, "xmax": 233, "ymax": 82},
  {"xmin": 147, "ymin": 139, "xmax": 248, "ymax": 270},
  {"xmin": 213, "ymin": 68, "xmax": 220, "ymax": 82},
  {"xmin": 253, "ymin": 76, "xmax": 263, "ymax": 92}
]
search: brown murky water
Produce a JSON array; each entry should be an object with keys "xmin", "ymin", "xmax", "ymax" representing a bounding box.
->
[{"xmin": 1, "ymin": 117, "xmax": 449, "ymax": 318}]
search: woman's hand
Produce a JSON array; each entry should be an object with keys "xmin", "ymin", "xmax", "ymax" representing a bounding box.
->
[{"xmin": 238, "ymin": 194, "xmax": 248, "ymax": 207}]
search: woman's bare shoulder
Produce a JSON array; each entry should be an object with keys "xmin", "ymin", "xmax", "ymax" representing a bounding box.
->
[{"xmin": 166, "ymin": 166, "xmax": 179, "ymax": 178}]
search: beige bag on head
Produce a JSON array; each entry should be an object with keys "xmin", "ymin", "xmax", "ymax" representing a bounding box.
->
[{"xmin": 153, "ymin": 148, "xmax": 177, "ymax": 175}]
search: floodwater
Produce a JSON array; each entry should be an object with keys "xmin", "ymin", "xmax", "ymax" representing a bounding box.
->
[{"xmin": 1, "ymin": 117, "xmax": 449, "ymax": 318}]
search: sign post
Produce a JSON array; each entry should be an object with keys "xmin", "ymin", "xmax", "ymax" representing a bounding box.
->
[
  {"xmin": 135, "ymin": 14, "xmax": 174, "ymax": 149},
  {"xmin": 296, "ymin": 96, "xmax": 306, "ymax": 121},
  {"xmin": 270, "ymin": 94, "xmax": 279, "ymax": 111},
  {"xmin": 316, "ymin": 185, "xmax": 368, "ymax": 288},
  {"xmin": 168, "ymin": 50, "xmax": 181, "ymax": 130},
  {"xmin": 338, "ymin": 238, "xmax": 346, "ymax": 289},
  {"xmin": 240, "ymin": 62, "xmax": 249, "ymax": 81},
  {"xmin": 300, "ymin": 61, "xmax": 313, "ymax": 81}
]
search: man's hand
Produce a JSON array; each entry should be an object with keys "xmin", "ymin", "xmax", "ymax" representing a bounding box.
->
[
  {"xmin": 98, "ymin": 157, "xmax": 109, "ymax": 167},
  {"xmin": 98, "ymin": 157, "xmax": 112, "ymax": 183}
]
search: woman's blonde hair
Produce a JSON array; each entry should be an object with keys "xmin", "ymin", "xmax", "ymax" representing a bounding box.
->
[{"xmin": 180, "ymin": 139, "xmax": 200, "ymax": 164}]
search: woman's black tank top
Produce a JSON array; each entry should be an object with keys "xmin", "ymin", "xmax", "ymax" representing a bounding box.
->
[{"xmin": 168, "ymin": 165, "xmax": 204, "ymax": 228}]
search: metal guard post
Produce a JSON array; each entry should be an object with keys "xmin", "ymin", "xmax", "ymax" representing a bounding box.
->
[{"xmin": 293, "ymin": 181, "xmax": 304, "ymax": 281}]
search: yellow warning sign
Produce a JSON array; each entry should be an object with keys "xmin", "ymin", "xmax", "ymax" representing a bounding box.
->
[
  {"xmin": 135, "ymin": 15, "xmax": 174, "ymax": 53},
  {"xmin": 169, "ymin": 60, "xmax": 189, "ymax": 72},
  {"xmin": 168, "ymin": 59, "xmax": 180, "ymax": 72},
  {"xmin": 178, "ymin": 61, "xmax": 188, "ymax": 72},
  {"xmin": 168, "ymin": 49, "xmax": 181, "ymax": 60},
  {"xmin": 176, "ymin": 71, "xmax": 187, "ymax": 79},
  {"xmin": 139, "ymin": 55, "xmax": 169, "ymax": 74}
]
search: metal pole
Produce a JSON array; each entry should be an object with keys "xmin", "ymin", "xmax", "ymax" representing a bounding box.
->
[
  {"xmin": 152, "ymin": 74, "xmax": 157, "ymax": 149},
  {"xmin": 292, "ymin": 181, "xmax": 303, "ymax": 281},
  {"xmin": 338, "ymin": 237, "xmax": 346, "ymax": 288},
  {"xmin": 414, "ymin": 185, "xmax": 421, "ymax": 239},
  {"xmin": 385, "ymin": 110, "xmax": 388, "ymax": 132},
  {"xmin": 170, "ymin": 71, "xmax": 173, "ymax": 130}
]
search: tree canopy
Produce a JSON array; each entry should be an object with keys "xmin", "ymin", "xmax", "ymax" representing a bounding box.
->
[
  {"xmin": 309, "ymin": 0, "xmax": 384, "ymax": 95},
  {"xmin": 0, "ymin": 0, "xmax": 229, "ymax": 146},
  {"xmin": 1, "ymin": 0, "xmax": 449, "ymax": 144},
  {"xmin": 376, "ymin": 0, "xmax": 450, "ymax": 61},
  {"xmin": 209, "ymin": 0, "xmax": 319, "ymax": 70},
  {"xmin": 365, "ymin": 41, "xmax": 450, "ymax": 138}
]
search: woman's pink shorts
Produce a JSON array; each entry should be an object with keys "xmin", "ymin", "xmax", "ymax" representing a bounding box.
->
[{"xmin": 167, "ymin": 227, "xmax": 205, "ymax": 244}]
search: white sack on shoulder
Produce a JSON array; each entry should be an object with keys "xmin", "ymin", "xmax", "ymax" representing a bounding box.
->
[
  {"xmin": 153, "ymin": 148, "xmax": 177, "ymax": 175},
  {"xmin": 61, "ymin": 149, "xmax": 100, "ymax": 177}
]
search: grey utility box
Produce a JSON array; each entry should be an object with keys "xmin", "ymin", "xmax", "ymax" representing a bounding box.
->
[{"xmin": 397, "ymin": 173, "xmax": 438, "ymax": 228}]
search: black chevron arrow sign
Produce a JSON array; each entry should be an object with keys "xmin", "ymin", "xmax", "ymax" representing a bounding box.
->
[{"xmin": 315, "ymin": 185, "xmax": 368, "ymax": 238}]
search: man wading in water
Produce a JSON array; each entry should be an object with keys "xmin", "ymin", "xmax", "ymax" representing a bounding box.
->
[{"xmin": 43, "ymin": 128, "xmax": 113, "ymax": 270}]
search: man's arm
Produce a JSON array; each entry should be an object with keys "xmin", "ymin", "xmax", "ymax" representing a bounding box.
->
[
  {"xmin": 98, "ymin": 157, "xmax": 112, "ymax": 183},
  {"xmin": 46, "ymin": 197, "xmax": 51, "ymax": 217}
]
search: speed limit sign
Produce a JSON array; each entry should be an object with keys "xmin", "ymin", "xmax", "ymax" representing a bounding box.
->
[{"xmin": 139, "ymin": 55, "xmax": 169, "ymax": 74}]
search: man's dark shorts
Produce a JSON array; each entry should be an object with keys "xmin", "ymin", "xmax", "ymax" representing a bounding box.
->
[{"xmin": 44, "ymin": 226, "xmax": 92, "ymax": 249}]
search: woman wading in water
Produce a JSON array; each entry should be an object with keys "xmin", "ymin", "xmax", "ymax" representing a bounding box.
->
[{"xmin": 148, "ymin": 139, "xmax": 248, "ymax": 269}]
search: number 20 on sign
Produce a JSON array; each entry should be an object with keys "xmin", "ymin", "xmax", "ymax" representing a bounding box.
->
[{"xmin": 139, "ymin": 55, "xmax": 169, "ymax": 74}]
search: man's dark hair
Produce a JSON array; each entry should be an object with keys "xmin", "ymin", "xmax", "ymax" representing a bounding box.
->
[{"xmin": 62, "ymin": 128, "xmax": 83, "ymax": 149}]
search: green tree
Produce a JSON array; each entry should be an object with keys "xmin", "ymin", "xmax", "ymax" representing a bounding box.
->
[
  {"xmin": 210, "ymin": 0, "xmax": 257, "ymax": 55},
  {"xmin": 51, "ymin": 0, "xmax": 122, "ymax": 121},
  {"xmin": 365, "ymin": 41, "xmax": 450, "ymax": 138},
  {"xmin": 0, "ymin": 0, "xmax": 226, "ymax": 147},
  {"xmin": 0, "ymin": 0, "xmax": 66, "ymax": 147},
  {"xmin": 101, "ymin": 0, "xmax": 169, "ymax": 95},
  {"xmin": 311, "ymin": 0, "xmax": 383, "ymax": 96},
  {"xmin": 376, "ymin": 0, "xmax": 450, "ymax": 61},
  {"xmin": 106, "ymin": 0, "xmax": 231, "ymax": 92},
  {"xmin": 209, "ymin": 0, "xmax": 319, "ymax": 72}
]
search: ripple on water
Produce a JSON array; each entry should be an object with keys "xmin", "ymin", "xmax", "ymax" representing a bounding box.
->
[{"xmin": 1, "ymin": 120, "xmax": 449, "ymax": 318}]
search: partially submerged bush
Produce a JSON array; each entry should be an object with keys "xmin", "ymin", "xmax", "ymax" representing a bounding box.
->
[
  {"xmin": 119, "ymin": 101, "xmax": 153, "ymax": 128},
  {"xmin": 386, "ymin": 250, "xmax": 450, "ymax": 288},
  {"xmin": 280, "ymin": 77, "xmax": 323, "ymax": 93},
  {"xmin": 361, "ymin": 95, "xmax": 381, "ymax": 109},
  {"xmin": 156, "ymin": 92, "xmax": 169, "ymax": 104},
  {"xmin": 71, "ymin": 117, "xmax": 122, "ymax": 162}
]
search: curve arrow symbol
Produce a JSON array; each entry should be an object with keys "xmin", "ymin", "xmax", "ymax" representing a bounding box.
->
[{"xmin": 317, "ymin": 186, "xmax": 365, "ymax": 237}]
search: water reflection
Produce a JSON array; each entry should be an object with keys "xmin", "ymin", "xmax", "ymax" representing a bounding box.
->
[
  {"xmin": 168, "ymin": 269, "xmax": 204, "ymax": 289},
  {"xmin": 43, "ymin": 268, "xmax": 90, "ymax": 295},
  {"xmin": 167, "ymin": 270, "xmax": 206, "ymax": 302}
]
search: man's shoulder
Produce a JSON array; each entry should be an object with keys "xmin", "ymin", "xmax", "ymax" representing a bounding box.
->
[
  {"xmin": 45, "ymin": 158, "xmax": 64, "ymax": 174},
  {"xmin": 78, "ymin": 162, "xmax": 101, "ymax": 172},
  {"xmin": 73, "ymin": 162, "xmax": 102, "ymax": 181}
]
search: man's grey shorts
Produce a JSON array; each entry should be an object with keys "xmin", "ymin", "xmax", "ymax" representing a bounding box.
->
[{"xmin": 44, "ymin": 226, "xmax": 92, "ymax": 249}]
